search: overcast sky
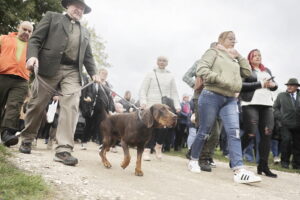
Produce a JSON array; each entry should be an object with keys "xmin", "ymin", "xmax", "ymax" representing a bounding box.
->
[{"xmin": 83, "ymin": 0, "xmax": 300, "ymax": 100}]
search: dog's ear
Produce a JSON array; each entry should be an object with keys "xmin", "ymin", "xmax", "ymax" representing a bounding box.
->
[{"xmin": 141, "ymin": 107, "xmax": 154, "ymax": 128}]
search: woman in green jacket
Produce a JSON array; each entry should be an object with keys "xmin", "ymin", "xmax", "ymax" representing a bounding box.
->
[{"xmin": 188, "ymin": 31, "xmax": 262, "ymax": 184}]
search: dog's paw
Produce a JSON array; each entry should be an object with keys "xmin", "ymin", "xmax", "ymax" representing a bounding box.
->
[
  {"xmin": 135, "ymin": 169, "xmax": 144, "ymax": 176},
  {"xmin": 103, "ymin": 161, "xmax": 112, "ymax": 168},
  {"xmin": 121, "ymin": 160, "xmax": 130, "ymax": 169}
]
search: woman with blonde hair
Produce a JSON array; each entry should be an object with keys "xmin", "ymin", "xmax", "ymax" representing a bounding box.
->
[
  {"xmin": 139, "ymin": 56, "xmax": 180, "ymax": 160},
  {"xmin": 188, "ymin": 31, "xmax": 262, "ymax": 183}
]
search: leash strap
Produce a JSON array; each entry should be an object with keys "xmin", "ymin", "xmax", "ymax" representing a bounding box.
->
[
  {"xmin": 33, "ymin": 65, "xmax": 143, "ymax": 120},
  {"xmin": 33, "ymin": 66, "xmax": 93, "ymax": 96}
]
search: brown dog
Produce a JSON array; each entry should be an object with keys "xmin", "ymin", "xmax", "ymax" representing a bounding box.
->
[{"xmin": 99, "ymin": 104, "xmax": 177, "ymax": 176}]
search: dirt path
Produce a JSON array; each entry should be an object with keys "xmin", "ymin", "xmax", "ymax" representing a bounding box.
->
[{"xmin": 8, "ymin": 140, "xmax": 300, "ymax": 200}]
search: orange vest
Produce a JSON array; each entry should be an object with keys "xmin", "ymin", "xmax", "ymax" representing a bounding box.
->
[{"xmin": 0, "ymin": 32, "xmax": 29, "ymax": 80}]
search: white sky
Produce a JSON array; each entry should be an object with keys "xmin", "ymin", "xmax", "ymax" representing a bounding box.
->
[{"xmin": 84, "ymin": 0, "xmax": 300, "ymax": 100}]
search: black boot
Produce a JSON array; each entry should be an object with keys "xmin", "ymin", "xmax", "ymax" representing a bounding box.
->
[
  {"xmin": 19, "ymin": 141, "xmax": 32, "ymax": 154},
  {"xmin": 199, "ymin": 159, "xmax": 212, "ymax": 172},
  {"xmin": 1, "ymin": 128, "xmax": 19, "ymax": 147},
  {"xmin": 257, "ymin": 160, "xmax": 277, "ymax": 178}
]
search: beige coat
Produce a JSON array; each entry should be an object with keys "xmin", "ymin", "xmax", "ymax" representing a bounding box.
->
[
  {"xmin": 139, "ymin": 67, "xmax": 180, "ymax": 109},
  {"xmin": 197, "ymin": 48, "xmax": 251, "ymax": 97}
]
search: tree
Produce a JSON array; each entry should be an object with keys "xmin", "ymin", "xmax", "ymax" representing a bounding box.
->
[
  {"xmin": 0, "ymin": 0, "xmax": 63, "ymax": 35},
  {"xmin": 82, "ymin": 21, "xmax": 110, "ymax": 68},
  {"xmin": 0, "ymin": 0, "xmax": 109, "ymax": 68}
]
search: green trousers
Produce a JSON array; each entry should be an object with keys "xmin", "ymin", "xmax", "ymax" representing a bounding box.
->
[{"xmin": 0, "ymin": 74, "xmax": 28, "ymax": 132}]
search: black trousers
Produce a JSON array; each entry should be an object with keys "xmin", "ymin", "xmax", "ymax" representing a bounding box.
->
[
  {"xmin": 174, "ymin": 123, "xmax": 187, "ymax": 150},
  {"xmin": 146, "ymin": 128, "xmax": 169, "ymax": 149},
  {"xmin": 280, "ymin": 127, "xmax": 300, "ymax": 167},
  {"xmin": 0, "ymin": 74, "xmax": 28, "ymax": 132},
  {"xmin": 241, "ymin": 105, "xmax": 274, "ymax": 164},
  {"xmin": 82, "ymin": 106, "xmax": 104, "ymax": 143}
]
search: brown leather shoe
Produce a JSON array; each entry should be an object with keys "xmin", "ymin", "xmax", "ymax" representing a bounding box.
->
[
  {"xmin": 54, "ymin": 152, "xmax": 78, "ymax": 166},
  {"xmin": 19, "ymin": 142, "xmax": 32, "ymax": 154}
]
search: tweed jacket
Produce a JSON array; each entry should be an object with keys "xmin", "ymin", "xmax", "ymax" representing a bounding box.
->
[
  {"xmin": 273, "ymin": 89, "xmax": 300, "ymax": 129},
  {"xmin": 27, "ymin": 11, "xmax": 96, "ymax": 83}
]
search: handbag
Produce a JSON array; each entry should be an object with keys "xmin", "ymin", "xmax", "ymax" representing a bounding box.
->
[
  {"xmin": 194, "ymin": 48, "xmax": 219, "ymax": 92},
  {"xmin": 153, "ymin": 70, "xmax": 176, "ymax": 113},
  {"xmin": 46, "ymin": 100, "xmax": 58, "ymax": 123}
]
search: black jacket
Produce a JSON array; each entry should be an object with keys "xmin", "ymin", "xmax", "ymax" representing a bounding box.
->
[
  {"xmin": 239, "ymin": 68, "xmax": 277, "ymax": 102},
  {"xmin": 80, "ymin": 82, "xmax": 115, "ymax": 118},
  {"xmin": 273, "ymin": 90, "xmax": 300, "ymax": 129}
]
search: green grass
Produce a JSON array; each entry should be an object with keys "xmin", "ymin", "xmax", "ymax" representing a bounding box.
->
[
  {"xmin": 0, "ymin": 145, "xmax": 50, "ymax": 200},
  {"xmin": 165, "ymin": 147, "xmax": 300, "ymax": 174}
]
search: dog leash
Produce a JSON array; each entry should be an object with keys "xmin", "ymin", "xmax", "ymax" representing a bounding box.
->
[
  {"xmin": 99, "ymin": 84, "xmax": 143, "ymax": 120},
  {"xmin": 33, "ymin": 65, "xmax": 143, "ymax": 120},
  {"xmin": 100, "ymin": 83, "xmax": 139, "ymax": 110},
  {"xmin": 33, "ymin": 66, "xmax": 94, "ymax": 96}
]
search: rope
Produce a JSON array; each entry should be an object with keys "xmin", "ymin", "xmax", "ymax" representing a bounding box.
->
[
  {"xmin": 33, "ymin": 66, "xmax": 143, "ymax": 120},
  {"xmin": 33, "ymin": 66, "xmax": 93, "ymax": 96}
]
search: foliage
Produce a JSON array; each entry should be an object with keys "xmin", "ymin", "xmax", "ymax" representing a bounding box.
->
[
  {"xmin": 0, "ymin": 145, "xmax": 50, "ymax": 200},
  {"xmin": 82, "ymin": 20, "xmax": 110, "ymax": 68},
  {"xmin": 0, "ymin": 0, "xmax": 63, "ymax": 35},
  {"xmin": 0, "ymin": 0, "xmax": 109, "ymax": 68}
]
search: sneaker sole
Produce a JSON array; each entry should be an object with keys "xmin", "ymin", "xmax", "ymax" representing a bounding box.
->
[
  {"xmin": 189, "ymin": 169, "xmax": 201, "ymax": 173},
  {"xmin": 235, "ymin": 179, "xmax": 262, "ymax": 184},
  {"xmin": 188, "ymin": 166, "xmax": 201, "ymax": 173}
]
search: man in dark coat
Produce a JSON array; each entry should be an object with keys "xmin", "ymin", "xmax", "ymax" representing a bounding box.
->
[
  {"xmin": 273, "ymin": 78, "xmax": 300, "ymax": 169},
  {"xmin": 19, "ymin": 0, "xmax": 100, "ymax": 166}
]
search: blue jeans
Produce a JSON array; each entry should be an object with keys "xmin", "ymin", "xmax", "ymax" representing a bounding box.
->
[
  {"xmin": 191, "ymin": 90, "xmax": 243, "ymax": 169},
  {"xmin": 187, "ymin": 127, "xmax": 197, "ymax": 149},
  {"xmin": 271, "ymin": 139, "xmax": 280, "ymax": 157}
]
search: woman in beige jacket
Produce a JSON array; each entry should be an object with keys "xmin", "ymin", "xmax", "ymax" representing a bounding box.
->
[
  {"xmin": 139, "ymin": 56, "xmax": 180, "ymax": 160},
  {"xmin": 188, "ymin": 31, "xmax": 262, "ymax": 184}
]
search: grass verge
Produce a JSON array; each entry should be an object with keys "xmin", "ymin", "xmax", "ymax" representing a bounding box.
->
[
  {"xmin": 0, "ymin": 144, "xmax": 50, "ymax": 200},
  {"xmin": 165, "ymin": 147, "xmax": 300, "ymax": 174}
]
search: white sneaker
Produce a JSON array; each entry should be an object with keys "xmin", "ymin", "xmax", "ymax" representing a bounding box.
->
[
  {"xmin": 155, "ymin": 144, "xmax": 162, "ymax": 160},
  {"xmin": 274, "ymin": 156, "xmax": 281, "ymax": 164},
  {"xmin": 234, "ymin": 169, "xmax": 262, "ymax": 184},
  {"xmin": 80, "ymin": 143, "xmax": 87, "ymax": 150},
  {"xmin": 47, "ymin": 139, "xmax": 53, "ymax": 150},
  {"xmin": 143, "ymin": 148, "xmax": 151, "ymax": 161},
  {"xmin": 188, "ymin": 160, "xmax": 201, "ymax": 173}
]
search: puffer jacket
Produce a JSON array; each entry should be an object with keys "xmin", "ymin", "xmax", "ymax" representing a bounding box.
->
[{"xmin": 196, "ymin": 48, "xmax": 251, "ymax": 97}]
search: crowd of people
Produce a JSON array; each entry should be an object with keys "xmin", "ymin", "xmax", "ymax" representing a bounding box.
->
[{"xmin": 0, "ymin": 0, "xmax": 299, "ymax": 185}]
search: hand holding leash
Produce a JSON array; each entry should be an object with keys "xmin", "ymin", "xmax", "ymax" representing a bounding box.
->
[
  {"xmin": 26, "ymin": 57, "xmax": 39, "ymax": 71},
  {"xmin": 92, "ymin": 74, "xmax": 101, "ymax": 83}
]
